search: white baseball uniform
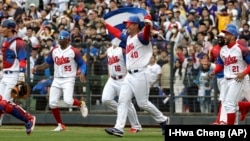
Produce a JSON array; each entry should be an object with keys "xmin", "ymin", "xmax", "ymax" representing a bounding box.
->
[
  {"xmin": 0, "ymin": 37, "xmax": 27, "ymax": 101},
  {"xmin": 215, "ymin": 43, "xmax": 250, "ymax": 124},
  {"xmin": 114, "ymin": 34, "xmax": 167, "ymax": 132},
  {"xmin": 101, "ymin": 45, "xmax": 141, "ymax": 130},
  {"xmin": 46, "ymin": 45, "xmax": 86, "ymax": 108}
]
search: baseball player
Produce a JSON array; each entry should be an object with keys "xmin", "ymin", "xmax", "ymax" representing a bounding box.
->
[
  {"xmin": 0, "ymin": 83, "xmax": 36, "ymax": 135},
  {"xmin": 102, "ymin": 42, "xmax": 142, "ymax": 133},
  {"xmin": 209, "ymin": 32, "xmax": 226, "ymax": 125},
  {"xmin": 0, "ymin": 19, "xmax": 27, "ymax": 126},
  {"xmin": 210, "ymin": 33, "xmax": 248, "ymax": 124},
  {"xmin": 32, "ymin": 30, "xmax": 88, "ymax": 131},
  {"xmin": 101, "ymin": 15, "xmax": 169, "ymax": 137},
  {"xmin": 211, "ymin": 24, "xmax": 250, "ymax": 125}
]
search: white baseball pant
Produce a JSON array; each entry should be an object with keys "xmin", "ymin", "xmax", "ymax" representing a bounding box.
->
[
  {"xmin": 114, "ymin": 69, "xmax": 167, "ymax": 132},
  {"xmin": 102, "ymin": 77, "xmax": 142, "ymax": 130},
  {"xmin": 49, "ymin": 77, "xmax": 75, "ymax": 108}
]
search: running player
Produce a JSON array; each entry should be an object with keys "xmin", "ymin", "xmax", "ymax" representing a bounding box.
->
[
  {"xmin": 32, "ymin": 30, "xmax": 88, "ymax": 131},
  {"xmin": 0, "ymin": 19, "xmax": 27, "ymax": 126},
  {"xmin": 101, "ymin": 15, "xmax": 169, "ymax": 137}
]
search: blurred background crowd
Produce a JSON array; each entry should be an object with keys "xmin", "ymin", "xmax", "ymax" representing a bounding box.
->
[{"xmin": 0, "ymin": 0, "xmax": 249, "ymax": 114}]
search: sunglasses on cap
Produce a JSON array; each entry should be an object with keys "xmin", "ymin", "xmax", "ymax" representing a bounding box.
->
[{"xmin": 58, "ymin": 36, "xmax": 68, "ymax": 40}]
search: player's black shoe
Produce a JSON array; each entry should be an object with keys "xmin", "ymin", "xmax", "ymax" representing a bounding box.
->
[
  {"xmin": 160, "ymin": 116, "xmax": 170, "ymax": 135},
  {"xmin": 105, "ymin": 128, "xmax": 124, "ymax": 137}
]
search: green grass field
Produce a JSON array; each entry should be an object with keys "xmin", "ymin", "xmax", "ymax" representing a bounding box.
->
[{"xmin": 0, "ymin": 126, "xmax": 164, "ymax": 141}]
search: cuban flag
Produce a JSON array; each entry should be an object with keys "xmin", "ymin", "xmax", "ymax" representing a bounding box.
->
[{"xmin": 103, "ymin": 7, "xmax": 148, "ymax": 48}]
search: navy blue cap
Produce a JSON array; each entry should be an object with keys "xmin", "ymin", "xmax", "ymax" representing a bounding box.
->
[
  {"xmin": 123, "ymin": 16, "xmax": 140, "ymax": 24},
  {"xmin": 58, "ymin": 30, "xmax": 70, "ymax": 40},
  {"xmin": 1, "ymin": 19, "xmax": 16, "ymax": 29},
  {"xmin": 222, "ymin": 24, "xmax": 238, "ymax": 38}
]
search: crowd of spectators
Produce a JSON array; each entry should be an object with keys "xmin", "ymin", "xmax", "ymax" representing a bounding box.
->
[{"xmin": 0, "ymin": 0, "xmax": 249, "ymax": 113}]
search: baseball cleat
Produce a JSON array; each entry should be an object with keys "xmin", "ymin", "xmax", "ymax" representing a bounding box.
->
[
  {"xmin": 128, "ymin": 128, "xmax": 141, "ymax": 133},
  {"xmin": 105, "ymin": 128, "xmax": 123, "ymax": 137},
  {"xmin": 25, "ymin": 116, "xmax": 36, "ymax": 135},
  {"xmin": 80, "ymin": 101, "xmax": 88, "ymax": 118},
  {"xmin": 52, "ymin": 123, "xmax": 66, "ymax": 131},
  {"xmin": 160, "ymin": 116, "xmax": 170, "ymax": 135}
]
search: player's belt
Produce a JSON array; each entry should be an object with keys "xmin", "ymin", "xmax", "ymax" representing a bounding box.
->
[
  {"xmin": 128, "ymin": 68, "xmax": 146, "ymax": 74},
  {"xmin": 226, "ymin": 78, "xmax": 233, "ymax": 80},
  {"xmin": 128, "ymin": 70, "xmax": 139, "ymax": 74},
  {"xmin": 111, "ymin": 75, "xmax": 123, "ymax": 80}
]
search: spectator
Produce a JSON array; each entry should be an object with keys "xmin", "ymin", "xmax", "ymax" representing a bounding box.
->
[
  {"xmin": 194, "ymin": 55, "xmax": 213, "ymax": 113},
  {"xmin": 23, "ymin": 27, "xmax": 39, "ymax": 47},
  {"xmin": 183, "ymin": 56, "xmax": 200, "ymax": 112},
  {"xmin": 157, "ymin": 49, "xmax": 168, "ymax": 67},
  {"xmin": 196, "ymin": 32, "xmax": 212, "ymax": 54},
  {"xmin": 239, "ymin": 23, "xmax": 250, "ymax": 42},
  {"xmin": 163, "ymin": 16, "xmax": 182, "ymax": 41},
  {"xmin": 16, "ymin": 19, "xmax": 27, "ymax": 38},
  {"xmin": 70, "ymin": 26, "xmax": 84, "ymax": 48},
  {"xmin": 215, "ymin": 8, "xmax": 231, "ymax": 32},
  {"xmin": 11, "ymin": 0, "xmax": 24, "ymax": 21},
  {"xmin": 147, "ymin": 55, "xmax": 162, "ymax": 97},
  {"xmin": 95, "ymin": 37, "xmax": 108, "ymax": 75},
  {"xmin": 27, "ymin": 3, "xmax": 41, "ymax": 20},
  {"xmin": 199, "ymin": 7, "xmax": 214, "ymax": 32},
  {"xmin": 152, "ymin": 45, "xmax": 161, "ymax": 61},
  {"xmin": 173, "ymin": 7, "xmax": 186, "ymax": 26},
  {"xmin": 169, "ymin": 25, "xmax": 184, "ymax": 52},
  {"xmin": 29, "ymin": 45, "xmax": 39, "ymax": 83},
  {"xmin": 188, "ymin": 0, "xmax": 202, "ymax": 16},
  {"xmin": 203, "ymin": 0, "xmax": 217, "ymax": 21},
  {"xmin": 82, "ymin": 37, "xmax": 99, "ymax": 75},
  {"xmin": 174, "ymin": 58, "xmax": 185, "ymax": 113},
  {"xmin": 0, "ymin": 3, "xmax": 10, "ymax": 23}
]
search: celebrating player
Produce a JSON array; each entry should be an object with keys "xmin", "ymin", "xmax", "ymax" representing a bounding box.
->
[
  {"xmin": 0, "ymin": 19, "xmax": 27, "ymax": 126},
  {"xmin": 101, "ymin": 14, "xmax": 169, "ymax": 137},
  {"xmin": 32, "ymin": 30, "xmax": 88, "ymax": 131},
  {"xmin": 210, "ymin": 24, "xmax": 250, "ymax": 125},
  {"xmin": 101, "ymin": 41, "xmax": 142, "ymax": 133},
  {"xmin": 0, "ymin": 82, "xmax": 36, "ymax": 135}
]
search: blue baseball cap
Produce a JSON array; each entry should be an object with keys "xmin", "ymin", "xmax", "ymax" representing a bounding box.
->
[
  {"xmin": 58, "ymin": 30, "xmax": 70, "ymax": 40},
  {"xmin": 222, "ymin": 24, "xmax": 238, "ymax": 37},
  {"xmin": 123, "ymin": 16, "xmax": 140, "ymax": 24},
  {"xmin": 1, "ymin": 19, "xmax": 16, "ymax": 29}
]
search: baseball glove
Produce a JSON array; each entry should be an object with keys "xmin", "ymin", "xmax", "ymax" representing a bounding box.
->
[{"xmin": 11, "ymin": 81, "xmax": 30, "ymax": 99}]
